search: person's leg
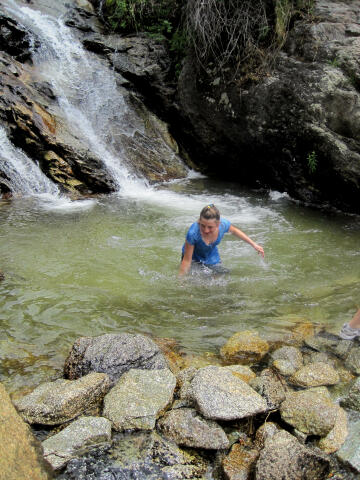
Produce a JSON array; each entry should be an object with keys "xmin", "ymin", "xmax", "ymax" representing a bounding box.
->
[
  {"xmin": 339, "ymin": 308, "xmax": 360, "ymax": 340},
  {"xmin": 206, "ymin": 263, "xmax": 230, "ymax": 275}
]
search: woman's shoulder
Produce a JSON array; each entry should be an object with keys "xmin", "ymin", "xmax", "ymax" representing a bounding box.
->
[{"xmin": 220, "ymin": 217, "xmax": 231, "ymax": 231}]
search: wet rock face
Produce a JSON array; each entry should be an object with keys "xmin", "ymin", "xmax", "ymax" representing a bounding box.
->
[
  {"xmin": 175, "ymin": 1, "xmax": 360, "ymax": 214},
  {"xmin": 0, "ymin": 14, "xmax": 38, "ymax": 62}
]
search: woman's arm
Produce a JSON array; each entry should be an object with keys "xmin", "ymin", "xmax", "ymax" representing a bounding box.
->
[
  {"xmin": 178, "ymin": 242, "xmax": 195, "ymax": 276},
  {"xmin": 229, "ymin": 225, "xmax": 265, "ymax": 257}
]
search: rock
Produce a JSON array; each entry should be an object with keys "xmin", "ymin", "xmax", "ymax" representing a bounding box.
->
[
  {"xmin": 64, "ymin": 333, "xmax": 168, "ymax": 385},
  {"xmin": 176, "ymin": 1, "xmax": 360, "ymax": 214},
  {"xmin": 220, "ymin": 331, "xmax": 270, "ymax": 364},
  {"xmin": 224, "ymin": 365, "xmax": 256, "ymax": 383},
  {"xmin": 318, "ymin": 406, "xmax": 348, "ymax": 454},
  {"xmin": 42, "ymin": 416, "xmax": 112, "ymax": 471},
  {"xmin": 63, "ymin": 430, "xmax": 208, "ymax": 479},
  {"xmin": 0, "ymin": 382, "xmax": 52, "ymax": 480},
  {"xmin": 255, "ymin": 430, "xmax": 330, "ymax": 480},
  {"xmin": 254, "ymin": 422, "xmax": 281, "ymax": 450},
  {"xmin": 15, "ymin": 372, "xmax": 110, "ymax": 425},
  {"xmin": 0, "ymin": 269, "xmax": 4, "ymax": 281},
  {"xmin": 345, "ymin": 346, "xmax": 360, "ymax": 375},
  {"xmin": 304, "ymin": 333, "xmax": 352, "ymax": 359},
  {"xmin": 280, "ymin": 389, "xmax": 339, "ymax": 436},
  {"xmin": 336, "ymin": 419, "xmax": 360, "ymax": 473},
  {"xmin": 103, "ymin": 368, "xmax": 176, "ymax": 431},
  {"xmin": 340, "ymin": 376, "xmax": 360, "ymax": 411},
  {"xmin": 271, "ymin": 346, "xmax": 303, "ymax": 376},
  {"xmin": 222, "ymin": 444, "xmax": 259, "ymax": 480},
  {"xmin": 303, "ymin": 351, "xmax": 337, "ymax": 367},
  {"xmin": 290, "ymin": 322, "xmax": 315, "ymax": 344},
  {"xmin": 190, "ymin": 366, "xmax": 268, "ymax": 421},
  {"xmin": 157, "ymin": 407, "xmax": 229, "ymax": 450},
  {"xmin": 289, "ymin": 361, "xmax": 340, "ymax": 387},
  {"xmin": 249, "ymin": 368, "xmax": 287, "ymax": 410}
]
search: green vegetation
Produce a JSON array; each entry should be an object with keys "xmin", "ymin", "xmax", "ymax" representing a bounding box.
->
[
  {"xmin": 103, "ymin": 0, "xmax": 180, "ymax": 36},
  {"xmin": 307, "ymin": 150, "xmax": 318, "ymax": 174},
  {"xmin": 101, "ymin": 0, "xmax": 315, "ymax": 78}
]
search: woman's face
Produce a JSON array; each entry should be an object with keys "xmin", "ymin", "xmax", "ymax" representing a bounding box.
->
[{"xmin": 199, "ymin": 217, "xmax": 219, "ymax": 239}]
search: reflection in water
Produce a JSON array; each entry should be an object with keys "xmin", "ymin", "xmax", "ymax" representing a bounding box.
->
[{"xmin": 0, "ymin": 178, "xmax": 359, "ymax": 393}]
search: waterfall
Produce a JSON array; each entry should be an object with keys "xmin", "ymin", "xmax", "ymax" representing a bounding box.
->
[
  {"xmin": 0, "ymin": 126, "xmax": 60, "ymax": 197},
  {"xmin": 1, "ymin": 0, "xmax": 153, "ymax": 196}
]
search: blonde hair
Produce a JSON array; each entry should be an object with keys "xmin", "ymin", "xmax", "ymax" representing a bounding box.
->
[{"xmin": 200, "ymin": 204, "xmax": 220, "ymax": 221}]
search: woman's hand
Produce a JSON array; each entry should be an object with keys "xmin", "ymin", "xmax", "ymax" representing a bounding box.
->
[{"xmin": 254, "ymin": 243, "xmax": 265, "ymax": 258}]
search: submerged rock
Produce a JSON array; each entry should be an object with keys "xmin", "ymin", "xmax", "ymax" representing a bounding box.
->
[
  {"xmin": 62, "ymin": 431, "xmax": 208, "ymax": 479},
  {"xmin": 103, "ymin": 368, "xmax": 176, "ymax": 431},
  {"xmin": 345, "ymin": 346, "xmax": 360, "ymax": 375},
  {"xmin": 341, "ymin": 376, "xmax": 360, "ymax": 411},
  {"xmin": 42, "ymin": 416, "xmax": 112, "ymax": 471},
  {"xmin": 190, "ymin": 366, "xmax": 268, "ymax": 421},
  {"xmin": 0, "ymin": 382, "xmax": 52, "ymax": 480},
  {"xmin": 15, "ymin": 372, "xmax": 110, "ymax": 425},
  {"xmin": 64, "ymin": 333, "xmax": 168, "ymax": 385},
  {"xmin": 220, "ymin": 331, "xmax": 270, "ymax": 364},
  {"xmin": 255, "ymin": 430, "xmax": 330, "ymax": 480},
  {"xmin": 157, "ymin": 407, "xmax": 229, "ymax": 450},
  {"xmin": 336, "ymin": 418, "xmax": 360, "ymax": 473}
]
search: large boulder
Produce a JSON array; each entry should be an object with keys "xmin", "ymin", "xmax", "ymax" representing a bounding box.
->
[
  {"xmin": 157, "ymin": 407, "xmax": 229, "ymax": 450},
  {"xmin": 176, "ymin": 0, "xmax": 360, "ymax": 214},
  {"xmin": 0, "ymin": 382, "xmax": 53, "ymax": 480},
  {"xmin": 64, "ymin": 333, "xmax": 168, "ymax": 385},
  {"xmin": 15, "ymin": 372, "xmax": 110, "ymax": 425},
  {"xmin": 190, "ymin": 366, "xmax": 268, "ymax": 421},
  {"xmin": 103, "ymin": 368, "xmax": 176, "ymax": 431}
]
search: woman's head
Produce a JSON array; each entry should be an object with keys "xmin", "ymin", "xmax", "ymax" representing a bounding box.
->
[
  {"xmin": 199, "ymin": 204, "xmax": 220, "ymax": 238},
  {"xmin": 200, "ymin": 204, "xmax": 220, "ymax": 221}
]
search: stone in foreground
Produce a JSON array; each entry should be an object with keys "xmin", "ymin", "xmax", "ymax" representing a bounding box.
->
[
  {"xmin": 220, "ymin": 331, "xmax": 269, "ymax": 364},
  {"xmin": 336, "ymin": 419, "xmax": 360, "ymax": 473},
  {"xmin": 280, "ymin": 389, "xmax": 338, "ymax": 436},
  {"xmin": 256, "ymin": 430, "xmax": 329, "ymax": 480},
  {"xmin": 15, "ymin": 372, "xmax": 110, "ymax": 425},
  {"xmin": 289, "ymin": 361, "xmax": 340, "ymax": 387},
  {"xmin": 42, "ymin": 416, "xmax": 112, "ymax": 471},
  {"xmin": 64, "ymin": 333, "xmax": 168, "ymax": 384},
  {"xmin": 157, "ymin": 407, "xmax": 229, "ymax": 450},
  {"xmin": 0, "ymin": 383, "xmax": 52, "ymax": 480},
  {"xmin": 190, "ymin": 366, "xmax": 268, "ymax": 421},
  {"xmin": 103, "ymin": 368, "xmax": 176, "ymax": 431}
]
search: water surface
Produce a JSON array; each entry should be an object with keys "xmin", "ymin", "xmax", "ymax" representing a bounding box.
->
[{"xmin": 1, "ymin": 178, "xmax": 359, "ymax": 394}]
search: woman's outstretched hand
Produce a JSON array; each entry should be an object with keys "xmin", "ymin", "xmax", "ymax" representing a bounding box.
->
[{"xmin": 254, "ymin": 244, "xmax": 265, "ymax": 258}]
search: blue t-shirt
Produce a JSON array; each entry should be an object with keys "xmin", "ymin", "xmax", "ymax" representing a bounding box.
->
[{"xmin": 182, "ymin": 218, "xmax": 231, "ymax": 265}]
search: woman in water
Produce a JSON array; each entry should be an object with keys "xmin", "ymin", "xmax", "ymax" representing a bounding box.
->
[{"xmin": 179, "ymin": 204, "xmax": 264, "ymax": 276}]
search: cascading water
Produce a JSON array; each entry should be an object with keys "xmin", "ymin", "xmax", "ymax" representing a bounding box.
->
[
  {"xmin": 0, "ymin": 126, "xmax": 60, "ymax": 196},
  {"xmin": 1, "ymin": 0, "xmax": 165, "ymax": 197}
]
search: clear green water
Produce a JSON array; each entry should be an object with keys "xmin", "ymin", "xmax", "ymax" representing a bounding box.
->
[{"xmin": 1, "ymin": 177, "xmax": 359, "ymax": 394}]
